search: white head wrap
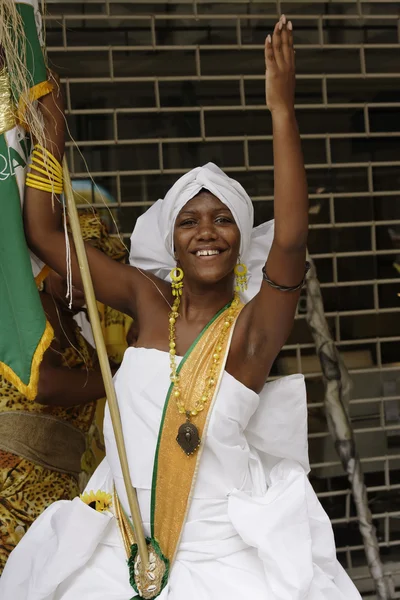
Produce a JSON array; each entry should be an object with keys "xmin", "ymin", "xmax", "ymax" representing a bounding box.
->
[{"xmin": 129, "ymin": 162, "xmax": 274, "ymax": 302}]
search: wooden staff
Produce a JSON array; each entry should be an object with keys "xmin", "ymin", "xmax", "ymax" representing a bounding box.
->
[{"xmin": 62, "ymin": 157, "xmax": 149, "ymax": 567}]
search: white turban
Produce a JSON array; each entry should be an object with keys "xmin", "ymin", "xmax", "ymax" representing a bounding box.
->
[{"xmin": 130, "ymin": 163, "xmax": 274, "ymax": 302}]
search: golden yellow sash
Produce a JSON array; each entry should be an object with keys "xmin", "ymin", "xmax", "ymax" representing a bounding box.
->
[{"xmin": 151, "ymin": 301, "xmax": 243, "ymax": 564}]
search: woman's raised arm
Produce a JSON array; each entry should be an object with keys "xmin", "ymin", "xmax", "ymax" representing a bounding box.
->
[
  {"xmin": 236, "ymin": 16, "xmax": 309, "ymax": 390},
  {"xmin": 24, "ymin": 74, "xmax": 137, "ymax": 315}
]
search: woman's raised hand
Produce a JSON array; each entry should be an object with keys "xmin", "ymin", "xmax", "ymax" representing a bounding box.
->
[{"xmin": 265, "ymin": 15, "xmax": 296, "ymax": 114}]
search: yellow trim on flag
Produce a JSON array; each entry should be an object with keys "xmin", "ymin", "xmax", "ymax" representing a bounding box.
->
[
  {"xmin": 0, "ymin": 319, "xmax": 53, "ymax": 400},
  {"xmin": 34, "ymin": 264, "xmax": 50, "ymax": 287},
  {"xmin": 16, "ymin": 79, "xmax": 54, "ymax": 128}
]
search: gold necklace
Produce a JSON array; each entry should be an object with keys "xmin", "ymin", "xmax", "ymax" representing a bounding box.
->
[{"xmin": 169, "ymin": 292, "xmax": 241, "ymax": 455}]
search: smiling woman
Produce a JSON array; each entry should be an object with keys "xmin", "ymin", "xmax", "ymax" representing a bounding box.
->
[{"xmin": 0, "ymin": 15, "xmax": 362, "ymax": 600}]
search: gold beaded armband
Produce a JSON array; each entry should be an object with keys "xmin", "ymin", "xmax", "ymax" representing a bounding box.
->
[{"xmin": 26, "ymin": 144, "xmax": 63, "ymax": 195}]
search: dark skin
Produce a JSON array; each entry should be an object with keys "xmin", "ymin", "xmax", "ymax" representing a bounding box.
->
[
  {"xmin": 25, "ymin": 16, "xmax": 308, "ymax": 394},
  {"xmin": 37, "ymin": 271, "xmax": 108, "ymax": 407}
]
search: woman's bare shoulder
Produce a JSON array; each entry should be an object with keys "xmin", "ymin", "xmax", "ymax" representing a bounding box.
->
[{"xmin": 128, "ymin": 267, "xmax": 172, "ymax": 318}]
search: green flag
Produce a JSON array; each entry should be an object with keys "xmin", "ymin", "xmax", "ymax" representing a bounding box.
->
[{"xmin": 0, "ymin": 0, "xmax": 54, "ymax": 400}]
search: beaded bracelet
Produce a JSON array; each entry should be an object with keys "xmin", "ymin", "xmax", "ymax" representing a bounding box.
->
[
  {"xmin": 262, "ymin": 261, "xmax": 310, "ymax": 292},
  {"xmin": 26, "ymin": 144, "xmax": 63, "ymax": 195}
]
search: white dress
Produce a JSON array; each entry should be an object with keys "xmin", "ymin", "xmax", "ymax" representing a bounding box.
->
[{"xmin": 0, "ymin": 347, "xmax": 361, "ymax": 599}]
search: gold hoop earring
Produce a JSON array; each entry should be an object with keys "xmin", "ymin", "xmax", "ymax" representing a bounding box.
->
[
  {"xmin": 234, "ymin": 259, "xmax": 248, "ymax": 293},
  {"xmin": 170, "ymin": 266, "xmax": 184, "ymax": 296}
]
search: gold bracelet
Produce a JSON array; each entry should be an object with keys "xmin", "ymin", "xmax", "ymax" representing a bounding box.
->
[
  {"xmin": 26, "ymin": 181, "xmax": 63, "ymax": 194},
  {"xmin": 30, "ymin": 154, "xmax": 63, "ymax": 181},
  {"xmin": 26, "ymin": 144, "xmax": 64, "ymax": 195},
  {"xmin": 26, "ymin": 183, "xmax": 63, "ymax": 194},
  {"xmin": 32, "ymin": 149, "xmax": 62, "ymax": 176},
  {"xmin": 35, "ymin": 145, "xmax": 63, "ymax": 175},
  {"xmin": 26, "ymin": 177, "xmax": 63, "ymax": 194},
  {"xmin": 26, "ymin": 172, "xmax": 62, "ymax": 186}
]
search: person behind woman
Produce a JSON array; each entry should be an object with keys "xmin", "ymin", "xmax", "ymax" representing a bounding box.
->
[
  {"xmin": 0, "ymin": 16, "xmax": 362, "ymax": 599},
  {"xmin": 0, "ymin": 267, "xmax": 103, "ymax": 574},
  {"xmin": 0, "ymin": 211, "xmax": 130, "ymax": 574}
]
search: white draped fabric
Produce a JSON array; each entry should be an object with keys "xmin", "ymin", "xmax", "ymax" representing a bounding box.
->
[
  {"xmin": 129, "ymin": 162, "xmax": 275, "ymax": 304},
  {"xmin": 0, "ymin": 347, "xmax": 361, "ymax": 600}
]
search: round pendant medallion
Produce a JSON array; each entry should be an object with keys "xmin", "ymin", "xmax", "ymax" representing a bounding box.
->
[{"xmin": 176, "ymin": 421, "xmax": 201, "ymax": 455}]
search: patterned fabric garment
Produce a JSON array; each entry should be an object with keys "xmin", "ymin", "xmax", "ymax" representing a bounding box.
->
[
  {"xmin": 0, "ymin": 326, "xmax": 96, "ymax": 575},
  {"xmin": 0, "ymin": 450, "xmax": 79, "ymax": 574}
]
